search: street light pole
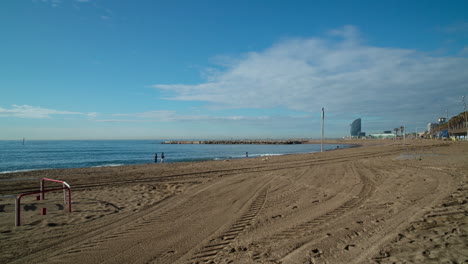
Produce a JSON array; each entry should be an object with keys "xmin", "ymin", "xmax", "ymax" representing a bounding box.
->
[
  {"xmin": 321, "ymin": 107, "xmax": 324, "ymax": 152},
  {"xmin": 463, "ymin": 96, "xmax": 468, "ymax": 141},
  {"xmin": 446, "ymin": 109, "xmax": 450, "ymax": 140}
]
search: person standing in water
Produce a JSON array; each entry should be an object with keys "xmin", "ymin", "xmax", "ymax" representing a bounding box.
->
[
  {"xmin": 154, "ymin": 153, "xmax": 158, "ymax": 163},
  {"xmin": 246, "ymin": 152, "xmax": 248, "ymax": 158},
  {"xmin": 161, "ymin": 152, "xmax": 165, "ymax": 163}
]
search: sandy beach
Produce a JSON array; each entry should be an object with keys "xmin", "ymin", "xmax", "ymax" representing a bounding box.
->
[{"xmin": 0, "ymin": 139, "xmax": 467, "ymax": 264}]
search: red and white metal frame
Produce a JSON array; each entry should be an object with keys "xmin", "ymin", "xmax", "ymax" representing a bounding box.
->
[{"xmin": 14, "ymin": 178, "xmax": 72, "ymax": 226}]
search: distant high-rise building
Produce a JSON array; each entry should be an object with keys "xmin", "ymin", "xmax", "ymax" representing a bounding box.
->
[{"xmin": 350, "ymin": 118, "xmax": 362, "ymax": 137}]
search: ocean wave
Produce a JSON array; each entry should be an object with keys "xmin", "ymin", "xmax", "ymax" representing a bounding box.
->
[
  {"xmin": 213, "ymin": 157, "xmax": 233, "ymax": 160},
  {"xmin": 260, "ymin": 153, "xmax": 283, "ymax": 157},
  {"xmin": 248, "ymin": 153, "xmax": 284, "ymax": 157},
  {"xmin": 0, "ymin": 168, "xmax": 45, "ymax": 174},
  {"xmin": 92, "ymin": 163, "xmax": 124, "ymax": 168}
]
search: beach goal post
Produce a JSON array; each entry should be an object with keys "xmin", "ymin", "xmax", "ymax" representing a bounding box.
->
[
  {"xmin": 14, "ymin": 178, "xmax": 72, "ymax": 226},
  {"xmin": 40, "ymin": 178, "xmax": 72, "ymax": 209}
]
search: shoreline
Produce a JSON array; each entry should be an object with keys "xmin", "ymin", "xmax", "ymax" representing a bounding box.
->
[
  {"xmin": 0, "ymin": 139, "xmax": 420, "ymax": 182},
  {"xmin": 0, "ymin": 141, "xmax": 358, "ymax": 176}
]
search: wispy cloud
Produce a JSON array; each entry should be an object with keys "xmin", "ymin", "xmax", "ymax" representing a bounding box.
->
[
  {"xmin": 100, "ymin": 7, "xmax": 114, "ymax": 21},
  {"xmin": 34, "ymin": 0, "xmax": 62, "ymax": 7},
  {"xmin": 95, "ymin": 119, "xmax": 143, "ymax": 123},
  {"xmin": 152, "ymin": 26, "xmax": 468, "ymax": 124},
  {"xmin": 0, "ymin": 105, "xmax": 275, "ymax": 124},
  {"xmin": 459, "ymin": 46, "xmax": 468, "ymax": 56},
  {"xmin": 87, "ymin": 112, "xmax": 98, "ymax": 118},
  {"xmin": 438, "ymin": 22, "xmax": 468, "ymax": 34},
  {"xmin": 0, "ymin": 105, "xmax": 87, "ymax": 119},
  {"xmin": 101, "ymin": 110, "xmax": 273, "ymax": 123}
]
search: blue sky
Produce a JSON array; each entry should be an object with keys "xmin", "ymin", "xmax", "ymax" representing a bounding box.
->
[{"xmin": 1, "ymin": 0, "xmax": 467, "ymax": 140}]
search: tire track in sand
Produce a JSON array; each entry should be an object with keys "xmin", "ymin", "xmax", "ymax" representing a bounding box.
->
[
  {"xmin": 280, "ymin": 162, "xmax": 455, "ymax": 264},
  {"xmin": 187, "ymin": 186, "xmax": 269, "ymax": 263},
  {"xmin": 250, "ymin": 162, "xmax": 374, "ymax": 261},
  {"xmin": 38, "ymin": 172, "xmax": 274, "ymax": 264},
  {"xmin": 33, "ymin": 176, "xmax": 235, "ymax": 264},
  {"xmin": 43, "ymin": 196, "xmax": 209, "ymax": 263}
]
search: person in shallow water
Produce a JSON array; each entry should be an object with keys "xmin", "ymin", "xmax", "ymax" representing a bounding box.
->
[
  {"xmin": 154, "ymin": 153, "xmax": 158, "ymax": 163},
  {"xmin": 161, "ymin": 152, "xmax": 165, "ymax": 163},
  {"xmin": 246, "ymin": 152, "xmax": 248, "ymax": 158}
]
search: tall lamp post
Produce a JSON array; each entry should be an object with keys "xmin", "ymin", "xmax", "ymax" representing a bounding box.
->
[
  {"xmin": 321, "ymin": 107, "xmax": 324, "ymax": 152},
  {"xmin": 446, "ymin": 109, "xmax": 450, "ymax": 140},
  {"xmin": 463, "ymin": 96, "xmax": 468, "ymax": 141}
]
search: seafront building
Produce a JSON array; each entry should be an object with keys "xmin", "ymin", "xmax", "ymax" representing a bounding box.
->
[
  {"xmin": 428, "ymin": 113, "xmax": 468, "ymax": 139},
  {"xmin": 350, "ymin": 118, "xmax": 361, "ymax": 137},
  {"xmin": 350, "ymin": 118, "xmax": 366, "ymax": 138}
]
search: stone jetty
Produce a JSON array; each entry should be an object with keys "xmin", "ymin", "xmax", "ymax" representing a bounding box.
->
[{"xmin": 161, "ymin": 140, "xmax": 305, "ymax": 145}]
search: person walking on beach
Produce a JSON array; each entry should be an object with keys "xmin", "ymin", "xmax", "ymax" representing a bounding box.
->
[
  {"xmin": 154, "ymin": 153, "xmax": 158, "ymax": 163},
  {"xmin": 161, "ymin": 152, "xmax": 165, "ymax": 163}
]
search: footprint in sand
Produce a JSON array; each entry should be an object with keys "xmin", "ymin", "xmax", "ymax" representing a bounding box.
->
[
  {"xmin": 344, "ymin": 244, "xmax": 356, "ymax": 251},
  {"xmin": 24, "ymin": 204, "xmax": 37, "ymax": 211}
]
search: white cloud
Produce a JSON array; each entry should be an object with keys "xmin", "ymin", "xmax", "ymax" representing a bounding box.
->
[
  {"xmin": 0, "ymin": 105, "xmax": 88, "ymax": 119},
  {"xmin": 460, "ymin": 46, "xmax": 468, "ymax": 56},
  {"xmin": 439, "ymin": 22, "xmax": 468, "ymax": 34},
  {"xmin": 35, "ymin": 0, "xmax": 62, "ymax": 7},
  {"xmin": 95, "ymin": 119, "xmax": 143, "ymax": 123},
  {"xmin": 0, "ymin": 105, "xmax": 276, "ymax": 125},
  {"xmin": 87, "ymin": 112, "xmax": 98, "ymax": 118},
  {"xmin": 152, "ymin": 26, "xmax": 468, "ymax": 125},
  {"xmin": 105, "ymin": 110, "xmax": 273, "ymax": 123}
]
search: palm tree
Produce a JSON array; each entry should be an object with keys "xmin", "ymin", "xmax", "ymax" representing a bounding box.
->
[{"xmin": 394, "ymin": 128, "xmax": 399, "ymax": 139}]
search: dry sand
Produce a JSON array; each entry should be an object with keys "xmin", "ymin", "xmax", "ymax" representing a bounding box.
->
[{"xmin": 0, "ymin": 139, "xmax": 467, "ymax": 263}]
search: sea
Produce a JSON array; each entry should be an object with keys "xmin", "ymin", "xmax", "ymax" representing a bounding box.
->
[{"xmin": 0, "ymin": 140, "xmax": 350, "ymax": 174}]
